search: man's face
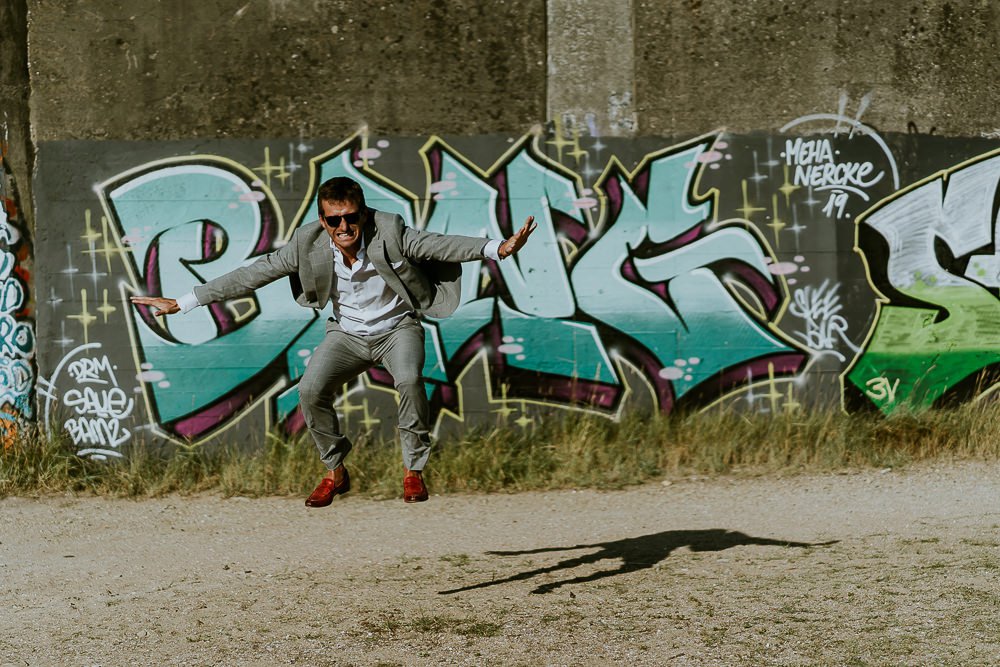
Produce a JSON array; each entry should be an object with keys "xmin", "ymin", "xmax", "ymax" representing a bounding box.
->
[{"xmin": 319, "ymin": 199, "xmax": 367, "ymax": 255}]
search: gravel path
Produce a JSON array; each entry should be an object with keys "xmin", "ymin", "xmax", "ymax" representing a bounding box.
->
[{"xmin": 4, "ymin": 463, "xmax": 1000, "ymax": 666}]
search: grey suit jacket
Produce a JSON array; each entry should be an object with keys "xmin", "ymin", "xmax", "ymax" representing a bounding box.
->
[{"xmin": 193, "ymin": 209, "xmax": 489, "ymax": 319}]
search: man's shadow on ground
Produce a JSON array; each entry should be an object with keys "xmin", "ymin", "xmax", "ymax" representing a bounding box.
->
[{"xmin": 439, "ymin": 529, "xmax": 837, "ymax": 595}]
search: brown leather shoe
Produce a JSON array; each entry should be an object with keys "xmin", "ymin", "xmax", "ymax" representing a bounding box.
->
[
  {"xmin": 305, "ymin": 467, "xmax": 350, "ymax": 507},
  {"xmin": 403, "ymin": 474, "xmax": 428, "ymax": 503}
]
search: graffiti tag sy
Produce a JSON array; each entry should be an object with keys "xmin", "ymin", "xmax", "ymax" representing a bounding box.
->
[{"xmin": 864, "ymin": 376, "xmax": 899, "ymax": 404}]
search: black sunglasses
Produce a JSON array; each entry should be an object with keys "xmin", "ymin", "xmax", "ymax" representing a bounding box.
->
[{"xmin": 323, "ymin": 211, "xmax": 363, "ymax": 227}]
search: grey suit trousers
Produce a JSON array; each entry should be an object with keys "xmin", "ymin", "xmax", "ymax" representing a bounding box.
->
[{"xmin": 297, "ymin": 316, "xmax": 431, "ymax": 471}]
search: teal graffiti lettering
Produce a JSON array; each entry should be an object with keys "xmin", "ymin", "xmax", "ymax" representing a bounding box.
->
[
  {"xmin": 109, "ymin": 135, "xmax": 805, "ymax": 440},
  {"xmin": 419, "ymin": 139, "xmax": 619, "ymax": 394},
  {"xmin": 102, "ymin": 160, "xmax": 316, "ymax": 437},
  {"xmin": 572, "ymin": 140, "xmax": 796, "ymax": 404}
]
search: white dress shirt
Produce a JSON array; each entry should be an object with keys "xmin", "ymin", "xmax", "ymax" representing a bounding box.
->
[
  {"xmin": 329, "ymin": 236, "xmax": 411, "ymax": 335},
  {"xmin": 176, "ymin": 233, "xmax": 503, "ymax": 336}
]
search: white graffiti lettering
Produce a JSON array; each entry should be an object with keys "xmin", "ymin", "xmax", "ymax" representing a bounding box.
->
[
  {"xmin": 793, "ymin": 161, "xmax": 877, "ymax": 190},
  {"xmin": 865, "ymin": 376, "xmax": 899, "ymax": 403},
  {"xmin": 64, "ymin": 416, "xmax": 131, "ymax": 449},
  {"xmin": 789, "ymin": 280, "xmax": 859, "ymax": 361},
  {"xmin": 63, "ymin": 386, "xmax": 133, "ymax": 420},
  {"xmin": 57, "ymin": 352, "xmax": 134, "ymax": 455},
  {"xmin": 821, "ymin": 191, "xmax": 849, "ymax": 219},
  {"xmin": 785, "ymin": 137, "xmax": 835, "ymax": 165},
  {"xmin": 67, "ymin": 355, "xmax": 115, "ymax": 385},
  {"xmin": 783, "ymin": 138, "xmax": 885, "ymax": 216}
]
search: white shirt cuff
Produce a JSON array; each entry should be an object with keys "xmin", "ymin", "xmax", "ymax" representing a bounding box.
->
[
  {"xmin": 176, "ymin": 291, "xmax": 201, "ymax": 314},
  {"xmin": 483, "ymin": 239, "xmax": 503, "ymax": 261}
]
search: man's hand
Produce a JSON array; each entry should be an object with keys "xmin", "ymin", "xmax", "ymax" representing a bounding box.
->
[
  {"xmin": 499, "ymin": 216, "xmax": 537, "ymax": 259},
  {"xmin": 130, "ymin": 295, "xmax": 180, "ymax": 317}
]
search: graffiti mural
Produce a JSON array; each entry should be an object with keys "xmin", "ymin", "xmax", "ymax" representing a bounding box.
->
[
  {"xmin": 29, "ymin": 108, "xmax": 1000, "ymax": 454},
  {"xmin": 82, "ymin": 133, "xmax": 806, "ymax": 445},
  {"xmin": 0, "ymin": 147, "xmax": 34, "ymax": 448},
  {"xmin": 845, "ymin": 148, "xmax": 1000, "ymax": 413}
]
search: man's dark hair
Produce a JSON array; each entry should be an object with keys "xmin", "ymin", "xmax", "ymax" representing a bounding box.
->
[{"xmin": 316, "ymin": 177, "xmax": 366, "ymax": 215}]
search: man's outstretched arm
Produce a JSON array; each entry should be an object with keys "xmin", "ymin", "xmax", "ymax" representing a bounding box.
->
[
  {"xmin": 402, "ymin": 215, "xmax": 539, "ymax": 262},
  {"xmin": 128, "ymin": 233, "xmax": 303, "ymax": 317}
]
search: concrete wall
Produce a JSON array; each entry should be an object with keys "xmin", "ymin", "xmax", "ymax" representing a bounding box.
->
[
  {"xmin": 634, "ymin": 0, "xmax": 1000, "ymax": 137},
  {"xmin": 7, "ymin": 1, "xmax": 1000, "ymax": 457},
  {"xmin": 28, "ymin": 1, "xmax": 547, "ymax": 141},
  {"xmin": 27, "ymin": 2, "xmax": 1000, "ymax": 144}
]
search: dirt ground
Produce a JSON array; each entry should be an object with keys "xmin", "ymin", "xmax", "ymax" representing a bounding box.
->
[{"xmin": 3, "ymin": 462, "xmax": 1000, "ymax": 666}]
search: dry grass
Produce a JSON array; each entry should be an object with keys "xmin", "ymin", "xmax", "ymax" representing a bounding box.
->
[{"xmin": 3, "ymin": 403, "xmax": 1000, "ymax": 499}]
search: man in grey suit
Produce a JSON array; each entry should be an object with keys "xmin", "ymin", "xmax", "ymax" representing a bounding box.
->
[{"xmin": 131, "ymin": 177, "xmax": 536, "ymax": 506}]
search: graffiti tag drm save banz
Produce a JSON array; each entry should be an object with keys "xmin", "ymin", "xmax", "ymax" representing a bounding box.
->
[
  {"xmin": 63, "ymin": 351, "xmax": 133, "ymax": 456},
  {"xmin": 100, "ymin": 134, "xmax": 805, "ymax": 443},
  {"xmin": 846, "ymin": 149, "xmax": 1000, "ymax": 412}
]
